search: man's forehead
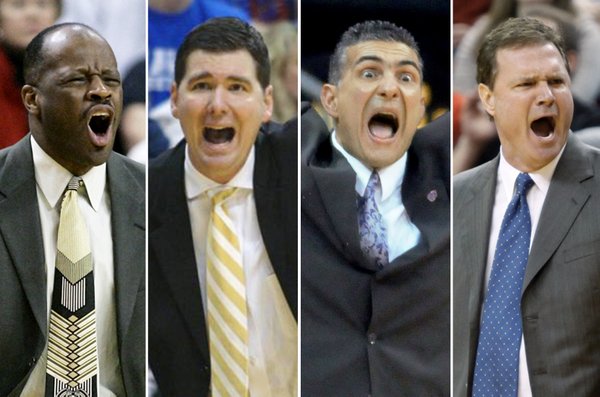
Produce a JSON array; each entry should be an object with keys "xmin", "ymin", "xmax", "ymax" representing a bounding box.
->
[
  {"xmin": 184, "ymin": 49, "xmax": 258, "ymax": 78},
  {"xmin": 344, "ymin": 40, "xmax": 420, "ymax": 67},
  {"xmin": 495, "ymin": 43, "xmax": 566, "ymax": 71}
]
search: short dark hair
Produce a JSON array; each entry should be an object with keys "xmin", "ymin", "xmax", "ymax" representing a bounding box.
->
[
  {"xmin": 23, "ymin": 22, "xmax": 101, "ymax": 85},
  {"xmin": 477, "ymin": 17, "xmax": 570, "ymax": 88},
  {"xmin": 328, "ymin": 20, "xmax": 423, "ymax": 84},
  {"xmin": 174, "ymin": 17, "xmax": 270, "ymax": 89}
]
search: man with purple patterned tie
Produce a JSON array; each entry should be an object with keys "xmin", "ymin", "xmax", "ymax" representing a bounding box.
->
[
  {"xmin": 301, "ymin": 20, "xmax": 450, "ymax": 396},
  {"xmin": 454, "ymin": 17, "xmax": 600, "ymax": 397}
]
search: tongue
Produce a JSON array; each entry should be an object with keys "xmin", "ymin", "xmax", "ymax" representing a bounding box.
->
[
  {"xmin": 531, "ymin": 118, "xmax": 553, "ymax": 137},
  {"xmin": 369, "ymin": 120, "xmax": 394, "ymax": 139}
]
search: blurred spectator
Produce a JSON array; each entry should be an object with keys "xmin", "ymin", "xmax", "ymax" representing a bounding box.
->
[
  {"xmin": 225, "ymin": 0, "xmax": 296, "ymax": 23},
  {"xmin": 0, "ymin": 0, "xmax": 60, "ymax": 149},
  {"xmin": 148, "ymin": 118, "xmax": 170, "ymax": 159},
  {"xmin": 262, "ymin": 20, "xmax": 297, "ymax": 122},
  {"xmin": 148, "ymin": 0, "xmax": 249, "ymax": 109},
  {"xmin": 454, "ymin": 0, "xmax": 600, "ymax": 104},
  {"xmin": 453, "ymin": 0, "xmax": 491, "ymax": 47},
  {"xmin": 118, "ymin": 58, "xmax": 147, "ymax": 163}
]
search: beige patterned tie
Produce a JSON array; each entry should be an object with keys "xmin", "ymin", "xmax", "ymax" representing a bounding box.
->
[
  {"xmin": 46, "ymin": 176, "xmax": 98, "ymax": 397},
  {"xmin": 206, "ymin": 188, "xmax": 250, "ymax": 396}
]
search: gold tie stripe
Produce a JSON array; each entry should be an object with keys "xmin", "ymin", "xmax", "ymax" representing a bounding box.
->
[
  {"xmin": 46, "ymin": 177, "xmax": 98, "ymax": 396},
  {"xmin": 206, "ymin": 188, "xmax": 250, "ymax": 397}
]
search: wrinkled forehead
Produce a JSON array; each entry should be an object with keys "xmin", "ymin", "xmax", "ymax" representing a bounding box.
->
[{"xmin": 343, "ymin": 40, "xmax": 422, "ymax": 74}]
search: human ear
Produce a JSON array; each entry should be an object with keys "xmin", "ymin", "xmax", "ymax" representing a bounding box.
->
[
  {"xmin": 320, "ymin": 83, "xmax": 339, "ymax": 119},
  {"xmin": 478, "ymin": 83, "xmax": 495, "ymax": 118},
  {"xmin": 21, "ymin": 85, "xmax": 40, "ymax": 116}
]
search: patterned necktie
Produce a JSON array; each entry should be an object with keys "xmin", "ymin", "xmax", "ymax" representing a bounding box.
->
[
  {"xmin": 206, "ymin": 188, "xmax": 250, "ymax": 396},
  {"xmin": 46, "ymin": 176, "xmax": 98, "ymax": 397},
  {"xmin": 358, "ymin": 171, "xmax": 389, "ymax": 269},
  {"xmin": 473, "ymin": 173, "xmax": 534, "ymax": 397}
]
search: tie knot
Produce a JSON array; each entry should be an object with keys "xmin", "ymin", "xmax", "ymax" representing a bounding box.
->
[
  {"xmin": 515, "ymin": 173, "xmax": 534, "ymax": 196},
  {"xmin": 209, "ymin": 187, "xmax": 237, "ymax": 207},
  {"xmin": 364, "ymin": 171, "xmax": 381, "ymax": 199},
  {"xmin": 67, "ymin": 176, "xmax": 83, "ymax": 191}
]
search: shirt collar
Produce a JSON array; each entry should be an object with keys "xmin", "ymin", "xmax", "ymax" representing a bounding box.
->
[
  {"xmin": 498, "ymin": 143, "xmax": 565, "ymax": 199},
  {"xmin": 31, "ymin": 135, "xmax": 106, "ymax": 211},
  {"xmin": 331, "ymin": 130, "xmax": 407, "ymax": 201},
  {"xmin": 184, "ymin": 144, "xmax": 255, "ymax": 200}
]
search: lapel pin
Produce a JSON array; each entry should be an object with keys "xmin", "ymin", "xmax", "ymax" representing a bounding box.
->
[{"xmin": 427, "ymin": 189, "xmax": 438, "ymax": 202}]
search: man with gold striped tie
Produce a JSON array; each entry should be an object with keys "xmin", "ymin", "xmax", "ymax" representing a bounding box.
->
[
  {"xmin": 149, "ymin": 17, "xmax": 298, "ymax": 397},
  {"xmin": 0, "ymin": 23, "xmax": 145, "ymax": 396}
]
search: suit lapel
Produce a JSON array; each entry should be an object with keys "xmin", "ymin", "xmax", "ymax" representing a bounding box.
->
[
  {"xmin": 150, "ymin": 145, "xmax": 210, "ymax": 363},
  {"xmin": 524, "ymin": 135, "xmax": 594, "ymax": 291},
  {"xmin": 253, "ymin": 134, "xmax": 298, "ymax": 316},
  {"xmin": 107, "ymin": 155, "xmax": 145, "ymax": 353},
  {"xmin": 304, "ymin": 135, "xmax": 367, "ymax": 269},
  {"xmin": 0, "ymin": 136, "xmax": 47, "ymax": 338},
  {"xmin": 456, "ymin": 158, "xmax": 498, "ymax": 378}
]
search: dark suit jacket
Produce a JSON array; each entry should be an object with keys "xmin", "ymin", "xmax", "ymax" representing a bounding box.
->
[
  {"xmin": 0, "ymin": 135, "xmax": 146, "ymax": 396},
  {"xmin": 148, "ymin": 122, "xmax": 298, "ymax": 396},
  {"xmin": 301, "ymin": 105, "xmax": 451, "ymax": 396},
  {"xmin": 453, "ymin": 133, "xmax": 600, "ymax": 396}
]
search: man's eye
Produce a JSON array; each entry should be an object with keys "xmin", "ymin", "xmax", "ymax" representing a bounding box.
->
[
  {"xmin": 192, "ymin": 82, "xmax": 211, "ymax": 91},
  {"xmin": 361, "ymin": 70, "xmax": 377, "ymax": 79},
  {"xmin": 229, "ymin": 83, "xmax": 246, "ymax": 92},
  {"xmin": 400, "ymin": 73, "xmax": 414, "ymax": 83},
  {"xmin": 104, "ymin": 78, "xmax": 121, "ymax": 87}
]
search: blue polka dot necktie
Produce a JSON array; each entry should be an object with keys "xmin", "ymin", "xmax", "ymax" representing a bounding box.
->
[
  {"xmin": 473, "ymin": 172, "xmax": 534, "ymax": 397},
  {"xmin": 358, "ymin": 171, "xmax": 389, "ymax": 269}
]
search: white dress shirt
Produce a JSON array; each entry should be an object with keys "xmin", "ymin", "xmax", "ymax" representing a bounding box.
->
[
  {"xmin": 21, "ymin": 137, "xmax": 125, "ymax": 396},
  {"xmin": 331, "ymin": 131, "xmax": 421, "ymax": 261},
  {"xmin": 185, "ymin": 145, "xmax": 297, "ymax": 397},
  {"xmin": 485, "ymin": 145, "xmax": 565, "ymax": 397}
]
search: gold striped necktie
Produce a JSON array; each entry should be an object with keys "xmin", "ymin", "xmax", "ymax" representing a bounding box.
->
[
  {"xmin": 46, "ymin": 176, "xmax": 98, "ymax": 397},
  {"xmin": 206, "ymin": 188, "xmax": 250, "ymax": 396}
]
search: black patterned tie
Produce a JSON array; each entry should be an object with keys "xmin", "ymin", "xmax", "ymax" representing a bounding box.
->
[{"xmin": 46, "ymin": 176, "xmax": 98, "ymax": 397}]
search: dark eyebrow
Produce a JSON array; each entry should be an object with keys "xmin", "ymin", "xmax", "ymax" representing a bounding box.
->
[
  {"xmin": 354, "ymin": 56, "xmax": 421, "ymax": 73},
  {"xmin": 354, "ymin": 55, "xmax": 384, "ymax": 67},
  {"xmin": 186, "ymin": 71, "xmax": 252, "ymax": 86}
]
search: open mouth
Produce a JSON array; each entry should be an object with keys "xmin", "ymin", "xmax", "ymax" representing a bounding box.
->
[
  {"xmin": 368, "ymin": 113, "xmax": 398, "ymax": 139},
  {"xmin": 204, "ymin": 127, "xmax": 235, "ymax": 144},
  {"xmin": 530, "ymin": 116, "xmax": 555, "ymax": 138},
  {"xmin": 89, "ymin": 113, "xmax": 111, "ymax": 135}
]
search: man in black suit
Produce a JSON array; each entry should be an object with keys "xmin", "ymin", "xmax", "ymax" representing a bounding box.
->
[
  {"xmin": 454, "ymin": 17, "xmax": 600, "ymax": 396},
  {"xmin": 301, "ymin": 20, "xmax": 450, "ymax": 396},
  {"xmin": 148, "ymin": 17, "xmax": 297, "ymax": 396},
  {"xmin": 0, "ymin": 24, "xmax": 145, "ymax": 396}
]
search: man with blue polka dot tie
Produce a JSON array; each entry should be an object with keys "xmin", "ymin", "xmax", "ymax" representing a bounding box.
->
[{"xmin": 454, "ymin": 17, "xmax": 600, "ymax": 397}]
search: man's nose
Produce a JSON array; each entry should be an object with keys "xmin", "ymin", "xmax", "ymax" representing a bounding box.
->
[
  {"xmin": 536, "ymin": 81, "xmax": 555, "ymax": 106},
  {"xmin": 87, "ymin": 76, "xmax": 111, "ymax": 101},
  {"xmin": 207, "ymin": 86, "xmax": 228, "ymax": 115},
  {"xmin": 377, "ymin": 73, "xmax": 400, "ymax": 99}
]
